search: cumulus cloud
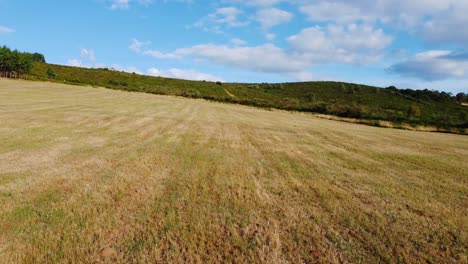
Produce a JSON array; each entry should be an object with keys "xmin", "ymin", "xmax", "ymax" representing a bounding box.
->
[
  {"xmin": 189, "ymin": 6, "xmax": 249, "ymax": 33},
  {"xmin": 299, "ymin": 2, "xmax": 374, "ymax": 24},
  {"xmin": 143, "ymin": 24, "xmax": 392, "ymax": 79},
  {"xmin": 67, "ymin": 59, "xmax": 81, "ymax": 67},
  {"xmin": 110, "ymin": 0, "xmax": 130, "ymax": 9},
  {"xmin": 173, "ymin": 44, "xmax": 309, "ymax": 73},
  {"xmin": 226, "ymin": 0, "xmax": 283, "ymax": 6},
  {"xmin": 108, "ymin": 0, "xmax": 154, "ymax": 10},
  {"xmin": 144, "ymin": 50, "xmax": 181, "ymax": 59},
  {"xmin": 191, "ymin": 0, "xmax": 467, "ymax": 48},
  {"xmin": 287, "ymin": 24, "xmax": 393, "ymax": 63},
  {"xmin": 68, "ymin": 49, "xmax": 102, "ymax": 68},
  {"xmin": 211, "ymin": 7, "xmax": 248, "ymax": 27},
  {"xmin": 299, "ymin": 0, "xmax": 457, "ymax": 24},
  {"xmin": 230, "ymin": 38, "xmax": 247, "ymax": 46},
  {"xmin": 0, "ymin": 26, "xmax": 14, "ymax": 34},
  {"xmin": 67, "ymin": 58, "xmax": 143, "ymax": 76},
  {"xmin": 80, "ymin": 49, "xmax": 96, "ymax": 66},
  {"xmin": 388, "ymin": 50, "xmax": 468, "ymax": 81},
  {"xmin": 129, "ymin": 38, "xmax": 151, "ymax": 53},
  {"xmin": 289, "ymin": 71, "xmax": 314, "ymax": 82},
  {"xmin": 110, "ymin": 64, "xmax": 143, "ymax": 74},
  {"xmin": 297, "ymin": 0, "xmax": 468, "ymax": 46},
  {"xmin": 422, "ymin": 2, "xmax": 468, "ymax": 45},
  {"xmin": 147, "ymin": 68, "xmax": 225, "ymax": 82},
  {"xmin": 256, "ymin": 8, "xmax": 293, "ymax": 30},
  {"xmin": 265, "ymin": 33, "xmax": 276, "ymax": 40},
  {"xmin": 120, "ymin": 0, "xmax": 468, "ymax": 83}
]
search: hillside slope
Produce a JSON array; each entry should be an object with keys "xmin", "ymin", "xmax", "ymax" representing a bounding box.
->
[
  {"xmin": 30, "ymin": 63, "xmax": 468, "ymax": 132},
  {"xmin": 1, "ymin": 79, "xmax": 467, "ymax": 263}
]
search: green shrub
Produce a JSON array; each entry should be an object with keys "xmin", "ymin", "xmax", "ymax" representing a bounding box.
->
[
  {"xmin": 46, "ymin": 68, "xmax": 56, "ymax": 80},
  {"xmin": 407, "ymin": 105, "xmax": 421, "ymax": 119}
]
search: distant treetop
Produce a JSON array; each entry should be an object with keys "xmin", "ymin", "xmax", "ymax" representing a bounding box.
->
[{"xmin": 32, "ymin": 52, "xmax": 46, "ymax": 63}]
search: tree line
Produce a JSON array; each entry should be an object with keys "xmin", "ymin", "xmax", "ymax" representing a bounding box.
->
[{"xmin": 0, "ymin": 46, "xmax": 45, "ymax": 79}]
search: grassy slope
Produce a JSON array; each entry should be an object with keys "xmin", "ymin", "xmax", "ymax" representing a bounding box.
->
[
  {"xmin": 31, "ymin": 63, "xmax": 468, "ymax": 132},
  {"xmin": 0, "ymin": 79, "xmax": 467, "ymax": 263}
]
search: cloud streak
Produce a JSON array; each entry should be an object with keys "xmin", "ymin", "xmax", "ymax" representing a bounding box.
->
[
  {"xmin": 0, "ymin": 26, "xmax": 15, "ymax": 34},
  {"xmin": 129, "ymin": 38, "xmax": 151, "ymax": 53},
  {"xmin": 388, "ymin": 50, "xmax": 468, "ymax": 81},
  {"xmin": 108, "ymin": 0, "xmax": 154, "ymax": 10},
  {"xmin": 147, "ymin": 68, "xmax": 225, "ymax": 82}
]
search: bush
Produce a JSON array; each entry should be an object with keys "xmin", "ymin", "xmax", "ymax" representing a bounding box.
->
[
  {"xmin": 46, "ymin": 68, "xmax": 56, "ymax": 80},
  {"xmin": 279, "ymin": 98, "xmax": 299, "ymax": 109},
  {"xmin": 407, "ymin": 105, "xmax": 421, "ymax": 119},
  {"xmin": 181, "ymin": 89, "xmax": 201, "ymax": 98},
  {"xmin": 306, "ymin": 94, "xmax": 316, "ymax": 102},
  {"xmin": 108, "ymin": 79, "xmax": 128, "ymax": 86},
  {"xmin": 332, "ymin": 105, "xmax": 365, "ymax": 118}
]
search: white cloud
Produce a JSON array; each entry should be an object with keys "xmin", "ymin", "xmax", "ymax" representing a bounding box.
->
[
  {"xmin": 144, "ymin": 50, "xmax": 181, "ymax": 59},
  {"xmin": 225, "ymin": 0, "xmax": 283, "ymax": 7},
  {"xmin": 299, "ymin": 0, "xmax": 457, "ymax": 24},
  {"xmin": 289, "ymin": 71, "xmax": 313, "ymax": 82},
  {"xmin": 110, "ymin": 0, "xmax": 130, "ymax": 9},
  {"xmin": 111, "ymin": 64, "xmax": 143, "ymax": 74},
  {"xmin": 256, "ymin": 8, "xmax": 293, "ymax": 30},
  {"xmin": 299, "ymin": 2, "xmax": 374, "ymax": 24},
  {"xmin": 396, "ymin": 79, "xmax": 468, "ymax": 95},
  {"xmin": 265, "ymin": 33, "xmax": 276, "ymax": 40},
  {"xmin": 173, "ymin": 44, "xmax": 309, "ymax": 73},
  {"xmin": 118, "ymin": 0, "xmax": 468, "ymax": 84},
  {"xmin": 80, "ymin": 49, "xmax": 96, "ymax": 66},
  {"xmin": 189, "ymin": 6, "xmax": 249, "ymax": 34},
  {"xmin": 147, "ymin": 68, "xmax": 225, "ymax": 82},
  {"xmin": 129, "ymin": 38, "xmax": 151, "ymax": 53},
  {"xmin": 108, "ymin": 0, "xmax": 154, "ymax": 10},
  {"xmin": 67, "ymin": 56, "xmax": 143, "ymax": 75},
  {"xmin": 68, "ymin": 48, "xmax": 103, "ymax": 68},
  {"xmin": 67, "ymin": 59, "xmax": 81, "ymax": 67},
  {"xmin": 297, "ymin": 0, "xmax": 468, "ymax": 46},
  {"xmin": 389, "ymin": 50, "xmax": 468, "ymax": 81},
  {"xmin": 422, "ymin": 2, "xmax": 468, "ymax": 45},
  {"xmin": 0, "ymin": 26, "xmax": 14, "ymax": 34},
  {"xmin": 209, "ymin": 7, "xmax": 249, "ymax": 27},
  {"xmin": 286, "ymin": 24, "xmax": 393, "ymax": 64},
  {"xmin": 127, "ymin": 66, "xmax": 142, "ymax": 74},
  {"xmin": 144, "ymin": 24, "xmax": 392, "ymax": 80},
  {"xmin": 287, "ymin": 24, "xmax": 392, "ymax": 56},
  {"xmin": 230, "ymin": 38, "xmax": 247, "ymax": 46}
]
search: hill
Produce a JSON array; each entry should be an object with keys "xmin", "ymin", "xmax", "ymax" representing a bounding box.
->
[
  {"xmin": 28, "ymin": 62, "xmax": 467, "ymax": 133},
  {"xmin": 0, "ymin": 79, "xmax": 466, "ymax": 263}
]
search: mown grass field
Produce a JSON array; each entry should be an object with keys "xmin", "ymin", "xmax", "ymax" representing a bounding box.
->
[{"xmin": 0, "ymin": 79, "xmax": 467, "ymax": 263}]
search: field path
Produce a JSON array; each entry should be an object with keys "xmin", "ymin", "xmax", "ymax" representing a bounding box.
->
[
  {"xmin": 0, "ymin": 79, "xmax": 467, "ymax": 263},
  {"xmin": 224, "ymin": 88, "xmax": 237, "ymax": 98}
]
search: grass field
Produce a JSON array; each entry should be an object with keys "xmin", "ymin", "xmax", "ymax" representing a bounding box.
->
[{"xmin": 0, "ymin": 79, "xmax": 467, "ymax": 263}]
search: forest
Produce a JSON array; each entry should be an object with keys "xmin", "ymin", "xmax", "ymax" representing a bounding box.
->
[{"xmin": 0, "ymin": 46, "xmax": 45, "ymax": 78}]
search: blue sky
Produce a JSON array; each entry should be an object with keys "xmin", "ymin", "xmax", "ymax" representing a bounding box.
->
[{"xmin": 1, "ymin": 0, "xmax": 467, "ymax": 93}]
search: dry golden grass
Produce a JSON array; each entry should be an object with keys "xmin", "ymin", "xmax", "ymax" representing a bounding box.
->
[
  {"xmin": 312, "ymin": 114, "xmax": 468, "ymax": 134},
  {"xmin": 0, "ymin": 79, "xmax": 467, "ymax": 263}
]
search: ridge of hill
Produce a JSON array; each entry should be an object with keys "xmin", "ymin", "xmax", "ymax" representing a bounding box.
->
[{"xmin": 26, "ymin": 62, "xmax": 468, "ymax": 133}]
